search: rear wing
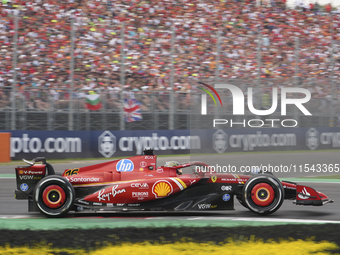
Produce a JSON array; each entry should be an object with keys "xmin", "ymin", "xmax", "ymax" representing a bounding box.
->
[{"xmin": 15, "ymin": 157, "xmax": 54, "ymax": 199}]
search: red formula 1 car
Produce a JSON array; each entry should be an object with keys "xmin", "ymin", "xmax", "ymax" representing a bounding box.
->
[{"xmin": 14, "ymin": 149, "xmax": 333, "ymax": 217}]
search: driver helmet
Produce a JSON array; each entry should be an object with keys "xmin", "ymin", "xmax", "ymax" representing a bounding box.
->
[
  {"xmin": 165, "ymin": 161, "xmax": 182, "ymax": 175},
  {"xmin": 165, "ymin": 161, "xmax": 180, "ymax": 167}
]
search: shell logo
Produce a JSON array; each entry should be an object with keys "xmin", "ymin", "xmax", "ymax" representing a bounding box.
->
[{"xmin": 152, "ymin": 180, "xmax": 173, "ymax": 199}]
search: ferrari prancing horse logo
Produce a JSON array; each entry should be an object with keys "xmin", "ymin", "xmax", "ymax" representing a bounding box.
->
[{"xmin": 211, "ymin": 176, "xmax": 217, "ymax": 183}]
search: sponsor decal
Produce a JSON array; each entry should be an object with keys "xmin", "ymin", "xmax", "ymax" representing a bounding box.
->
[
  {"xmin": 107, "ymin": 203, "xmax": 114, "ymax": 207},
  {"xmin": 93, "ymin": 202, "xmax": 102, "ymax": 206},
  {"xmin": 152, "ymin": 180, "xmax": 173, "ymax": 199},
  {"xmin": 298, "ymin": 187, "xmax": 311, "ymax": 200},
  {"xmin": 211, "ymin": 176, "xmax": 217, "ymax": 183},
  {"xmin": 18, "ymin": 170, "xmax": 44, "ymax": 175},
  {"xmin": 131, "ymin": 183, "xmax": 149, "ymax": 189},
  {"xmin": 97, "ymin": 185, "xmax": 126, "ymax": 202},
  {"xmin": 306, "ymin": 128, "xmax": 319, "ymax": 150},
  {"xmin": 128, "ymin": 203, "xmax": 140, "ymax": 206},
  {"xmin": 139, "ymin": 168, "xmax": 144, "ymax": 171},
  {"xmin": 132, "ymin": 192, "xmax": 148, "ymax": 197},
  {"xmin": 156, "ymin": 167, "xmax": 164, "ymax": 173},
  {"xmin": 283, "ymin": 185, "xmax": 297, "ymax": 190},
  {"xmin": 20, "ymin": 183, "xmax": 29, "ymax": 192},
  {"xmin": 116, "ymin": 203, "xmax": 125, "ymax": 206},
  {"xmin": 19, "ymin": 175, "xmax": 42, "ymax": 180},
  {"xmin": 140, "ymin": 161, "xmax": 147, "ymax": 167},
  {"xmin": 64, "ymin": 168, "xmax": 79, "ymax": 176},
  {"xmin": 145, "ymin": 156, "xmax": 154, "ymax": 160},
  {"xmin": 197, "ymin": 204, "xmax": 217, "ymax": 209},
  {"xmin": 190, "ymin": 180, "xmax": 196, "ymax": 185},
  {"xmin": 221, "ymin": 178, "xmax": 236, "ymax": 182},
  {"xmin": 67, "ymin": 177, "xmax": 100, "ymax": 183},
  {"xmin": 98, "ymin": 131, "xmax": 116, "ymax": 158},
  {"xmin": 19, "ymin": 175, "xmax": 33, "ymax": 180},
  {"xmin": 116, "ymin": 159, "xmax": 134, "ymax": 172},
  {"xmin": 132, "ymin": 192, "xmax": 149, "ymax": 200},
  {"xmin": 222, "ymin": 194, "xmax": 231, "ymax": 201},
  {"xmin": 221, "ymin": 186, "xmax": 232, "ymax": 191}
]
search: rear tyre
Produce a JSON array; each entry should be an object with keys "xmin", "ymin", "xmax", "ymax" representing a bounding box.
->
[
  {"xmin": 33, "ymin": 175, "xmax": 75, "ymax": 217},
  {"xmin": 242, "ymin": 174, "xmax": 284, "ymax": 215}
]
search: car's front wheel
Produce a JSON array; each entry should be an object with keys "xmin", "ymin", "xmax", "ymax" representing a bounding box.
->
[
  {"xmin": 33, "ymin": 175, "xmax": 75, "ymax": 217},
  {"xmin": 242, "ymin": 174, "xmax": 284, "ymax": 215}
]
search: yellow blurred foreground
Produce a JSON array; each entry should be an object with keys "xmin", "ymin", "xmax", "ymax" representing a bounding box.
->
[{"xmin": 0, "ymin": 240, "xmax": 338, "ymax": 255}]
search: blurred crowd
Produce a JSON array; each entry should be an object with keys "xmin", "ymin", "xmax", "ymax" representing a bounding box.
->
[{"xmin": 0, "ymin": 0, "xmax": 340, "ymax": 112}]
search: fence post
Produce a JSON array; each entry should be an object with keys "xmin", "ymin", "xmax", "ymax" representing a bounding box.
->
[
  {"xmin": 11, "ymin": 13, "xmax": 19, "ymax": 130},
  {"xmin": 68, "ymin": 18, "xmax": 75, "ymax": 131},
  {"xmin": 214, "ymin": 29, "xmax": 221, "ymax": 122},
  {"xmin": 257, "ymin": 31, "xmax": 261, "ymax": 88},
  {"xmin": 294, "ymin": 37, "xmax": 300, "ymax": 126},
  {"xmin": 169, "ymin": 25, "xmax": 175, "ymax": 130},
  {"xmin": 102, "ymin": 88, "xmax": 106, "ymax": 130},
  {"xmin": 330, "ymin": 12, "xmax": 335, "ymax": 127},
  {"xmin": 120, "ymin": 22, "xmax": 125, "ymax": 130}
]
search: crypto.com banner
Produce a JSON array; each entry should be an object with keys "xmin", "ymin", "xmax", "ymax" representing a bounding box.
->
[
  {"xmin": 4, "ymin": 130, "xmax": 200, "ymax": 160},
  {"xmin": 2, "ymin": 127, "xmax": 340, "ymax": 160},
  {"xmin": 193, "ymin": 127, "xmax": 340, "ymax": 154}
]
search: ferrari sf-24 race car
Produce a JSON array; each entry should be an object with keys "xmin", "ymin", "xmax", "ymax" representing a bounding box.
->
[{"xmin": 14, "ymin": 149, "xmax": 333, "ymax": 217}]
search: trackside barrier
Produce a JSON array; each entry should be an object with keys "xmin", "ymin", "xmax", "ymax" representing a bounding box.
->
[{"xmin": 3, "ymin": 127, "xmax": 340, "ymax": 160}]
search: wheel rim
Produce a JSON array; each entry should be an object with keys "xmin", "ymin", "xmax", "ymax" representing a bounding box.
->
[
  {"xmin": 251, "ymin": 183, "xmax": 275, "ymax": 207},
  {"xmin": 42, "ymin": 185, "xmax": 66, "ymax": 209}
]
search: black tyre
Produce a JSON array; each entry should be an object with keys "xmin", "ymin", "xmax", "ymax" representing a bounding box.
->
[
  {"xmin": 242, "ymin": 174, "xmax": 284, "ymax": 215},
  {"xmin": 33, "ymin": 175, "xmax": 75, "ymax": 217}
]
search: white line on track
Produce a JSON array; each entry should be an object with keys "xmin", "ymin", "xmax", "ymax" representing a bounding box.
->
[
  {"xmin": 145, "ymin": 216, "xmax": 340, "ymax": 224},
  {"xmin": 1, "ymin": 215, "xmax": 340, "ymax": 224}
]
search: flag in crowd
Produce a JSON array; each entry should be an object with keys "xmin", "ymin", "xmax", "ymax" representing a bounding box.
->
[
  {"xmin": 124, "ymin": 98, "xmax": 143, "ymax": 122},
  {"xmin": 85, "ymin": 91, "xmax": 102, "ymax": 111}
]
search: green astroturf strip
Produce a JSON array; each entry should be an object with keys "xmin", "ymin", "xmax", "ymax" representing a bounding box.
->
[{"xmin": 0, "ymin": 218, "xmax": 338, "ymax": 230}]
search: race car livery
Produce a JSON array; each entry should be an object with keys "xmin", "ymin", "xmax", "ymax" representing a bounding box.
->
[{"xmin": 14, "ymin": 149, "xmax": 333, "ymax": 217}]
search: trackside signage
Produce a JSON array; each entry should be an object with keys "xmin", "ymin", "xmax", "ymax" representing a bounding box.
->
[
  {"xmin": 5, "ymin": 130, "xmax": 201, "ymax": 160},
  {"xmin": 3, "ymin": 127, "xmax": 340, "ymax": 160}
]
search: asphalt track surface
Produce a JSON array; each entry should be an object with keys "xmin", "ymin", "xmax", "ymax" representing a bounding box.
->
[{"xmin": 1, "ymin": 151, "xmax": 340, "ymax": 223}]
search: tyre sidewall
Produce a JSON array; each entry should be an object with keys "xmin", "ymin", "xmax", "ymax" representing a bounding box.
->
[
  {"xmin": 34, "ymin": 176, "xmax": 74, "ymax": 217},
  {"xmin": 243, "ymin": 174, "xmax": 284, "ymax": 215}
]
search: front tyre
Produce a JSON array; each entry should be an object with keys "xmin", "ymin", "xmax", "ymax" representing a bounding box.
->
[
  {"xmin": 33, "ymin": 175, "xmax": 75, "ymax": 217},
  {"xmin": 242, "ymin": 174, "xmax": 284, "ymax": 215}
]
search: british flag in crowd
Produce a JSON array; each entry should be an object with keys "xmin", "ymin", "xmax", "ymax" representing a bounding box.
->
[{"xmin": 123, "ymin": 98, "xmax": 143, "ymax": 122}]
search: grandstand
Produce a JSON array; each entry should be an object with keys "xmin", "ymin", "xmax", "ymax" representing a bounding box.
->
[{"xmin": 0, "ymin": 0, "xmax": 339, "ymax": 130}]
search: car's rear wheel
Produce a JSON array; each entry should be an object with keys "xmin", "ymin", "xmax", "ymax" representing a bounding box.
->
[
  {"xmin": 242, "ymin": 174, "xmax": 284, "ymax": 215},
  {"xmin": 33, "ymin": 175, "xmax": 74, "ymax": 217}
]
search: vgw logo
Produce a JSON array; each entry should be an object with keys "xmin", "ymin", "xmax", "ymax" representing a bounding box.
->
[{"xmin": 199, "ymin": 83, "xmax": 312, "ymax": 128}]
